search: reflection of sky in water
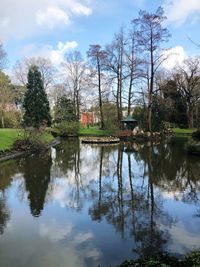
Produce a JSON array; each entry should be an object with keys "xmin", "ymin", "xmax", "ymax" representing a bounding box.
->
[{"xmin": 0, "ymin": 139, "xmax": 200, "ymax": 266}]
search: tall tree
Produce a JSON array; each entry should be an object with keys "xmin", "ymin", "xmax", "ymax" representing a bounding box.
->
[
  {"xmin": 125, "ymin": 30, "xmax": 140, "ymax": 115},
  {"xmin": 106, "ymin": 28, "xmax": 126, "ymax": 125},
  {"xmin": 0, "ymin": 42, "xmax": 8, "ymax": 70},
  {"xmin": 0, "ymin": 71, "xmax": 12, "ymax": 128},
  {"xmin": 13, "ymin": 57, "xmax": 56, "ymax": 89},
  {"xmin": 87, "ymin": 44, "xmax": 107, "ymax": 129},
  {"xmin": 23, "ymin": 65, "xmax": 51, "ymax": 128},
  {"xmin": 133, "ymin": 7, "xmax": 170, "ymax": 132},
  {"xmin": 62, "ymin": 51, "xmax": 86, "ymax": 119},
  {"xmin": 173, "ymin": 57, "xmax": 200, "ymax": 128}
]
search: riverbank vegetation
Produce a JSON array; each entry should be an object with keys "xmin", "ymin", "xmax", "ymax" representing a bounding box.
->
[
  {"xmin": 118, "ymin": 251, "xmax": 200, "ymax": 267},
  {"xmin": 0, "ymin": 128, "xmax": 54, "ymax": 152},
  {"xmin": 171, "ymin": 128, "xmax": 196, "ymax": 135}
]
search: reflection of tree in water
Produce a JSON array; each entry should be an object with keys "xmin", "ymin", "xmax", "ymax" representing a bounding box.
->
[
  {"xmin": 89, "ymin": 143, "xmax": 174, "ymax": 258},
  {"xmin": 0, "ymin": 159, "xmax": 22, "ymax": 190},
  {"xmin": 0, "ymin": 159, "xmax": 22, "ymax": 234},
  {"xmin": 138, "ymin": 138, "xmax": 200, "ymax": 216},
  {"xmin": 53, "ymin": 138, "xmax": 80, "ymax": 173},
  {"xmin": 0, "ymin": 193, "xmax": 10, "ymax": 234},
  {"xmin": 50, "ymin": 138, "xmax": 83, "ymax": 211},
  {"xmin": 23, "ymin": 152, "xmax": 52, "ymax": 217},
  {"xmin": 50, "ymin": 139, "xmax": 116, "ymax": 212}
]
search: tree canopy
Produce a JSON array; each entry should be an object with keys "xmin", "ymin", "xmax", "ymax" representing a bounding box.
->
[{"xmin": 23, "ymin": 65, "xmax": 51, "ymax": 128}]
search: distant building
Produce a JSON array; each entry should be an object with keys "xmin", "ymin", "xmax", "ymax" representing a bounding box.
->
[
  {"xmin": 80, "ymin": 111, "xmax": 100, "ymax": 126},
  {"xmin": 80, "ymin": 112, "xmax": 93, "ymax": 127}
]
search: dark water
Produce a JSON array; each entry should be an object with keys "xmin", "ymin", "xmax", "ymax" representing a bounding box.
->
[{"xmin": 0, "ymin": 138, "xmax": 200, "ymax": 267}]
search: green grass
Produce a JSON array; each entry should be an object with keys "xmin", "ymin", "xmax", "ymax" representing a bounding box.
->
[
  {"xmin": 0, "ymin": 129, "xmax": 22, "ymax": 151},
  {"xmin": 0, "ymin": 128, "xmax": 54, "ymax": 152},
  {"xmin": 172, "ymin": 128, "xmax": 196, "ymax": 134},
  {"xmin": 79, "ymin": 126, "xmax": 114, "ymax": 136}
]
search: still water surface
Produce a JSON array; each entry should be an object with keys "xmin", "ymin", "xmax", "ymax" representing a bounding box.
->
[{"xmin": 0, "ymin": 138, "xmax": 200, "ymax": 267}]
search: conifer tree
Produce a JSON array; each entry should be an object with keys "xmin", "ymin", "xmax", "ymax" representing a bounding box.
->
[{"xmin": 23, "ymin": 65, "xmax": 51, "ymax": 128}]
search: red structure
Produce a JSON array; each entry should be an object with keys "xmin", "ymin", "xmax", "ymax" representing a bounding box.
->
[{"xmin": 80, "ymin": 112, "xmax": 93, "ymax": 127}]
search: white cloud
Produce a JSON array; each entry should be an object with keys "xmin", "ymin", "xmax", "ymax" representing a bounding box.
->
[
  {"xmin": 0, "ymin": 0, "xmax": 93, "ymax": 40},
  {"xmin": 51, "ymin": 41, "xmax": 78, "ymax": 64},
  {"xmin": 19, "ymin": 40, "xmax": 78, "ymax": 66},
  {"xmin": 162, "ymin": 46, "xmax": 187, "ymax": 70},
  {"xmin": 36, "ymin": 6, "xmax": 70, "ymax": 29},
  {"xmin": 164, "ymin": 0, "xmax": 200, "ymax": 25},
  {"xmin": 71, "ymin": 3, "xmax": 92, "ymax": 16}
]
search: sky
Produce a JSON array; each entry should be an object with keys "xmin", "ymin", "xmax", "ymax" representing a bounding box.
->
[{"xmin": 1, "ymin": 0, "xmax": 200, "ymax": 72}]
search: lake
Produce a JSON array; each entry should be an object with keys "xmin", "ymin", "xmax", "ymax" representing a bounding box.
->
[{"xmin": 0, "ymin": 137, "xmax": 200, "ymax": 267}]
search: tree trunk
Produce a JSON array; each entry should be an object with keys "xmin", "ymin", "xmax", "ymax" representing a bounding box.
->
[
  {"xmin": 148, "ymin": 33, "xmax": 154, "ymax": 133},
  {"xmin": 97, "ymin": 60, "xmax": 105, "ymax": 129},
  {"xmin": 188, "ymin": 104, "xmax": 194, "ymax": 128},
  {"xmin": 1, "ymin": 110, "xmax": 5, "ymax": 128},
  {"xmin": 76, "ymin": 88, "xmax": 80, "ymax": 120},
  {"xmin": 128, "ymin": 76, "xmax": 133, "ymax": 116}
]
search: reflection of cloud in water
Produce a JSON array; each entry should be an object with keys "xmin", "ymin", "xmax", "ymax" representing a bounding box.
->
[
  {"xmin": 39, "ymin": 219, "xmax": 72, "ymax": 242},
  {"xmin": 74, "ymin": 232, "xmax": 93, "ymax": 244},
  {"xmin": 82, "ymin": 247, "xmax": 101, "ymax": 260},
  {"xmin": 48, "ymin": 146, "xmax": 104, "ymax": 208},
  {"xmin": 161, "ymin": 191, "xmax": 182, "ymax": 200},
  {"xmin": 39, "ymin": 219, "xmax": 101, "ymax": 264},
  {"xmin": 168, "ymin": 222, "xmax": 200, "ymax": 253}
]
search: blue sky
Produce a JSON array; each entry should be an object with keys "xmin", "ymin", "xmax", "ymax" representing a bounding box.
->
[{"xmin": 1, "ymin": 0, "xmax": 200, "ymax": 70}]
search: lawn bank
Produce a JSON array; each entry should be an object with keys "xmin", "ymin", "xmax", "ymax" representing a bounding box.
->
[{"xmin": 0, "ymin": 128, "xmax": 56, "ymax": 162}]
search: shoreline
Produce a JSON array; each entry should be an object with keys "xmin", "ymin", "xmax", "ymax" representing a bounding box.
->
[{"xmin": 0, "ymin": 138, "xmax": 60, "ymax": 163}]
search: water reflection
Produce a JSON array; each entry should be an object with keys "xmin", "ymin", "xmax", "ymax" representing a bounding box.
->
[
  {"xmin": 0, "ymin": 138, "xmax": 200, "ymax": 266},
  {"xmin": 24, "ymin": 153, "xmax": 52, "ymax": 217},
  {"xmin": 0, "ymin": 193, "xmax": 10, "ymax": 234}
]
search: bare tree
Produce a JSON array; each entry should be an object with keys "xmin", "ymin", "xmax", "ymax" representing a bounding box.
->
[
  {"xmin": 132, "ymin": 7, "xmax": 170, "ymax": 132},
  {"xmin": 173, "ymin": 57, "xmax": 200, "ymax": 128},
  {"xmin": 87, "ymin": 44, "xmax": 107, "ymax": 129},
  {"xmin": 0, "ymin": 42, "xmax": 8, "ymax": 70},
  {"xmin": 124, "ymin": 30, "xmax": 141, "ymax": 115},
  {"xmin": 62, "ymin": 51, "xmax": 86, "ymax": 119},
  {"xmin": 105, "ymin": 28, "xmax": 127, "ymax": 126},
  {"xmin": 13, "ymin": 57, "xmax": 56, "ymax": 89}
]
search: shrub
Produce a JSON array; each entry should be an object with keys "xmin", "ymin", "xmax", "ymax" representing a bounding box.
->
[
  {"xmin": 57, "ymin": 122, "xmax": 79, "ymax": 136},
  {"xmin": 13, "ymin": 129, "xmax": 51, "ymax": 151},
  {"xmin": 161, "ymin": 121, "xmax": 176, "ymax": 130}
]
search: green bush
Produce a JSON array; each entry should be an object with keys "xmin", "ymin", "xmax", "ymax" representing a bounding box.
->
[
  {"xmin": 161, "ymin": 121, "xmax": 176, "ymax": 130},
  {"xmin": 57, "ymin": 122, "xmax": 79, "ymax": 136},
  {"xmin": 117, "ymin": 250, "xmax": 200, "ymax": 267}
]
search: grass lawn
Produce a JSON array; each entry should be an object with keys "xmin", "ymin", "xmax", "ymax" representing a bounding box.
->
[
  {"xmin": 0, "ymin": 129, "xmax": 22, "ymax": 151},
  {"xmin": 0, "ymin": 128, "xmax": 54, "ymax": 152},
  {"xmin": 79, "ymin": 126, "xmax": 114, "ymax": 136},
  {"xmin": 172, "ymin": 128, "xmax": 196, "ymax": 135}
]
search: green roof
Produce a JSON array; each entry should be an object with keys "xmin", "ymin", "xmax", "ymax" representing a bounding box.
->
[{"xmin": 121, "ymin": 115, "xmax": 137, "ymax": 122}]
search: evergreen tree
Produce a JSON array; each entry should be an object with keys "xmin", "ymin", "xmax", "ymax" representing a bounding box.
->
[
  {"xmin": 23, "ymin": 65, "xmax": 51, "ymax": 128},
  {"xmin": 53, "ymin": 95, "xmax": 78, "ymax": 123}
]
